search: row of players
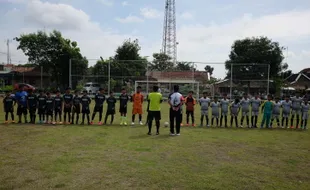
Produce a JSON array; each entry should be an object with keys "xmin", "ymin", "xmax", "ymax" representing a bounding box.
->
[
  {"xmin": 3, "ymin": 87, "xmax": 134, "ymax": 125},
  {"xmin": 190, "ymin": 92, "xmax": 309, "ymax": 129},
  {"xmin": 3, "ymin": 86, "xmax": 310, "ymax": 129}
]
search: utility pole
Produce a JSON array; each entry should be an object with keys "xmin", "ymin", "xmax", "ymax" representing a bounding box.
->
[{"xmin": 6, "ymin": 39, "xmax": 11, "ymax": 65}]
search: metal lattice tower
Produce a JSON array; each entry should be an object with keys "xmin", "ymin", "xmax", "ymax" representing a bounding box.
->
[{"xmin": 162, "ymin": 0, "xmax": 177, "ymax": 65}]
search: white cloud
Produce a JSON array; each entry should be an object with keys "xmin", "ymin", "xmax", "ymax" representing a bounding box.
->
[
  {"xmin": 176, "ymin": 10, "xmax": 310, "ymax": 76},
  {"xmin": 0, "ymin": 0, "xmax": 142, "ymax": 65},
  {"xmin": 97, "ymin": 0, "xmax": 113, "ymax": 6},
  {"xmin": 140, "ymin": 7, "xmax": 162, "ymax": 19},
  {"xmin": 180, "ymin": 12, "xmax": 194, "ymax": 20},
  {"xmin": 115, "ymin": 15, "xmax": 144, "ymax": 23},
  {"xmin": 121, "ymin": 1, "xmax": 129, "ymax": 6}
]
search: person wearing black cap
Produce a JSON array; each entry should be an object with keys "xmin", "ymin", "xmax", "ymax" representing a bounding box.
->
[
  {"xmin": 81, "ymin": 90, "xmax": 91, "ymax": 125},
  {"xmin": 168, "ymin": 85, "xmax": 184, "ymax": 136},
  {"xmin": 63, "ymin": 87, "xmax": 73, "ymax": 124},
  {"xmin": 72, "ymin": 90, "xmax": 81, "ymax": 124},
  {"xmin": 91, "ymin": 88, "xmax": 105, "ymax": 125},
  {"xmin": 53, "ymin": 90, "xmax": 63, "ymax": 124}
]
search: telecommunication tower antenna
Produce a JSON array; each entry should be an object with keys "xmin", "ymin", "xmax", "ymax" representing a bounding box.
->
[{"xmin": 162, "ymin": 0, "xmax": 177, "ymax": 65}]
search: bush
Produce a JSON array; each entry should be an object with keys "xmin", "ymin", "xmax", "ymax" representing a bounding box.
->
[{"xmin": 0, "ymin": 85, "xmax": 14, "ymax": 92}]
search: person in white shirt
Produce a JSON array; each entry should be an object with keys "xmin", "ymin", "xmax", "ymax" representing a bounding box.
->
[{"xmin": 168, "ymin": 85, "xmax": 184, "ymax": 136}]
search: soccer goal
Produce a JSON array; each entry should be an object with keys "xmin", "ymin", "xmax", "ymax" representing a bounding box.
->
[{"xmin": 135, "ymin": 80, "xmax": 200, "ymax": 99}]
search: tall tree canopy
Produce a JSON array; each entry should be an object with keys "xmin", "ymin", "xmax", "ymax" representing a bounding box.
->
[
  {"xmin": 204, "ymin": 65, "xmax": 214, "ymax": 76},
  {"xmin": 91, "ymin": 39, "xmax": 147, "ymax": 90},
  {"xmin": 175, "ymin": 62, "xmax": 195, "ymax": 71},
  {"xmin": 150, "ymin": 53, "xmax": 174, "ymax": 71},
  {"xmin": 225, "ymin": 36, "xmax": 288, "ymax": 80},
  {"xmin": 15, "ymin": 30, "xmax": 88, "ymax": 88}
]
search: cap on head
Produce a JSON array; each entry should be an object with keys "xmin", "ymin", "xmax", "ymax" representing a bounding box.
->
[{"xmin": 66, "ymin": 87, "xmax": 71, "ymax": 91}]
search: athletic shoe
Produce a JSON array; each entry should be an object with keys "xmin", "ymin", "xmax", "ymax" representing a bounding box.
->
[
  {"xmin": 186, "ymin": 123, "xmax": 189, "ymax": 127},
  {"xmin": 131, "ymin": 122, "xmax": 135, "ymax": 126},
  {"xmin": 11, "ymin": 121, "xmax": 15, "ymax": 124},
  {"xmin": 120, "ymin": 122, "xmax": 123, "ymax": 126},
  {"xmin": 239, "ymin": 125, "xmax": 243, "ymax": 128},
  {"xmin": 180, "ymin": 123, "xmax": 183, "ymax": 127},
  {"xmin": 139, "ymin": 121, "xmax": 143, "ymax": 125},
  {"xmin": 90, "ymin": 122, "xmax": 94, "ymax": 125},
  {"xmin": 147, "ymin": 132, "xmax": 152, "ymax": 135},
  {"xmin": 156, "ymin": 132, "xmax": 159, "ymax": 135},
  {"xmin": 296, "ymin": 126, "xmax": 299, "ymax": 129},
  {"xmin": 4, "ymin": 121, "xmax": 8, "ymax": 124},
  {"xmin": 52, "ymin": 122, "xmax": 56, "ymax": 125},
  {"xmin": 192, "ymin": 124, "xmax": 195, "ymax": 127},
  {"xmin": 176, "ymin": 133, "xmax": 181, "ymax": 136},
  {"xmin": 59, "ymin": 122, "xmax": 63, "ymax": 125},
  {"xmin": 170, "ymin": 133, "xmax": 175, "ymax": 136},
  {"xmin": 124, "ymin": 122, "xmax": 127, "ymax": 126},
  {"xmin": 290, "ymin": 126, "xmax": 294, "ymax": 129},
  {"xmin": 207, "ymin": 125, "xmax": 210, "ymax": 128},
  {"xmin": 98, "ymin": 122, "xmax": 103, "ymax": 125}
]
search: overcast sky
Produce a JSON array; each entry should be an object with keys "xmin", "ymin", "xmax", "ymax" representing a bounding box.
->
[{"xmin": 0, "ymin": 0, "xmax": 310, "ymax": 78}]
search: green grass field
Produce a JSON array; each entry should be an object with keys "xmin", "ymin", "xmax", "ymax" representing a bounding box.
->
[{"xmin": 0, "ymin": 100, "xmax": 310, "ymax": 190}]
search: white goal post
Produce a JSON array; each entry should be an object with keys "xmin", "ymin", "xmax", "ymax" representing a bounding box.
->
[{"xmin": 134, "ymin": 80, "xmax": 200, "ymax": 99}]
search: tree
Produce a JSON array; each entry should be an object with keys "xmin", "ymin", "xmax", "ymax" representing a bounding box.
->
[
  {"xmin": 204, "ymin": 65, "xmax": 214, "ymax": 76},
  {"xmin": 15, "ymin": 30, "xmax": 88, "ymax": 89},
  {"xmin": 175, "ymin": 62, "xmax": 195, "ymax": 71},
  {"xmin": 150, "ymin": 53, "xmax": 174, "ymax": 71},
  {"xmin": 113, "ymin": 39, "xmax": 147, "ymax": 77},
  {"xmin": 225, "ymin": 36, "xmax": 287, "ymax": 94}
]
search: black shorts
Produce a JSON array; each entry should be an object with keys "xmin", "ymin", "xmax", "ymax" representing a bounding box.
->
[
  {"xmin": 64, "ymin": 107, "xmax": 72, "ymax": 113},
  {"xmin": 29, "ymin": 108, "xmax": 36, "ymax": 114},
  {"xmin": 17, "ymin": 105, "xmax": 27, "ymax": 115},
  {"xmin": 5, "ymin": 107, "xmax": 14, "ymax": 113},
  {"xmin": 186, "ymin": 110, "xmax": 194, "ymax": 114},
  {"xmin": 148, "ymin": 111, "xmax": 161, "ymax": 121},
  {"xmin": 38, "ymin": 108, "xmax": 45, "ymax": 114},
  {"xmin": 119, "ymin": 106, "xmax": 127, "ymax": 114},
  {"xmin": 82, "ymin": 107, "xmax": 90, "ymax": 114},
  {"xmin": 72, "ymin": 105, "xmax": 81, "ymax": 114},
  {"xmin": 54, "ymin": 108, "xmax": 62, "ymax": 114},
  {"xmin": 106, "ymin": 109, "xmax": 115, "ymax": 115},
  {"xmin": 94, "ymin": 105, "xmax": 103, "ymax": 113},
  {"xmin": 46, "ymin": 109, "xmax": 53, "ymax": 116}
]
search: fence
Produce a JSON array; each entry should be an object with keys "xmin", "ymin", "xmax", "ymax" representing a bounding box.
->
[{"xmin": 70, "ymin": 59, "xmax": 271, "ymax": 99}]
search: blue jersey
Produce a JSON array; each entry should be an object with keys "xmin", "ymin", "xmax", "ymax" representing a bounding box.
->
[{"xmin": 15, "ymin": 91, "xmax": 28, "ymax": 106}]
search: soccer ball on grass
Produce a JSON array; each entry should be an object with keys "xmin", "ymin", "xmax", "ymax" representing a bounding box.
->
[{"xmin": 164, "ymin": 122, "xmax": 169, "ymax": 127}]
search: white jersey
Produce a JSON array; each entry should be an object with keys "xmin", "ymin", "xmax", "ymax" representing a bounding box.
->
[{"xmin": 169, "ymin": 92, "xmax": 183, "ymax": 107}]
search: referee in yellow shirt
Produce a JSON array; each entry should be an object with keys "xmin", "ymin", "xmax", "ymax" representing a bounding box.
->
[{"xmin": 147, "ymin": 86, "xmax": 163, "ymax": 135}]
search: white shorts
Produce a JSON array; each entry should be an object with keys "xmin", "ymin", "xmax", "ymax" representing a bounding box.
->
[
  {"xmin": 242, "ymin": 111, "xmax": 249, "ymax": 116},
  {"xmin": 221, "ymin": 111, "xmax": 228, "ymax": 116},
  {"xmin": 212, "ymin": 113, "xmax": 219, "ymax": 118},
  {"xmin": 201, "ymin": 110, "xmax": 208, "ymax": 116},
  {"xmin": 252, "ymin": 111, "xmax": 259, "ymax": 116},
  {"xmin": 302, "ymin": 112, "xmax": 309, "ymax": 120},
  {"xmin": 292, "ymin": 110, "xmax": 301, "ymax": 116},
  {"xmin": 272, "ymin": 114, "xmax": 280, "ymax": 119},
  {"xmin": 282, "ymin": 112, "xmax": 290, "ymax": 118}
]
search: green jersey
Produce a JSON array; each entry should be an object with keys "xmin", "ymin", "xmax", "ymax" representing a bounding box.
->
[{"xmin": 263, "ymin": 101, "xmax": 273, "ymax": 114}]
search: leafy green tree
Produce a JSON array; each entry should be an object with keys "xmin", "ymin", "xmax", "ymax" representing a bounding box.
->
[
  {"xmin": 204, "ymin": 65, "xmax": 214, "ymax": 76},
  {"xmin": 175, "ymin": 62, "xmax": 195, "ymax": 71},
  {"xmin": 225, "ymin": 36, "xmax": 288, "ymax": 94},
  {"xmin": 15, "ymin": 30, "xmax": 88, "ymax": 89},
  {"xmin": 150, "ymin": 53, "xmax": 174, "ymax": 71}
]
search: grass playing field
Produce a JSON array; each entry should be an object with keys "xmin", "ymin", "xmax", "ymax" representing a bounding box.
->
[{"xmin": 0, "ymin": 100, "xmax": 310, "ymax": 190}]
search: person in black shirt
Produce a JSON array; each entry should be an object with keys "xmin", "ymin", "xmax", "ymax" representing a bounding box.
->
[
  {"xmin": 45, "ymin": 92, "xmax": 54, "ymax": 124},
  {"xmin": 54, "ymin": 90, "xmax": 63, "ymax": 124},
  {"xmin": 104, "ymin": 91, "xmax": 117, "ymax": 125},
  {"xmin": 37, "ymin": 90, "xmax": 47, "ymax": 124},
  {"xmin": 3, "ymin": 91, "xmax": 15, "ymax": 124},
  {"xmin": 72, "ymin": 90, "xmax": 81, "ymax": 125},
  {"xmin": 119, "ymin": 88, "xmax": 130, "ymax": 125},
  {"xmin": 81, "ymin": 90, "xmax": 91, "ymax": 125},
  {"xmin": 63, "ymin": 87, "xmax": 73, "ymax": 124},
  {"xmin": 27, "ymin": 89, "xmax": 38, "ymax": 124},
  {"xmin": 91, "ymin": 88, "xmax": 105, "ymax": 125}
]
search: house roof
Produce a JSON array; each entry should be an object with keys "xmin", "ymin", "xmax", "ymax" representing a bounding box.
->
[
  {"xmin": 300, "ymin": 68, "xmax": 310, "ymax": 74},
  {"xmin": 288, "ymin": 73, "xmax": 310, "ymax": 85}
]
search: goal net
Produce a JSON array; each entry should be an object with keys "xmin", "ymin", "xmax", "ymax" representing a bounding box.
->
[{"xmin": 135, "ymin": 80, "xmax": 200, "ymax": 100}]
